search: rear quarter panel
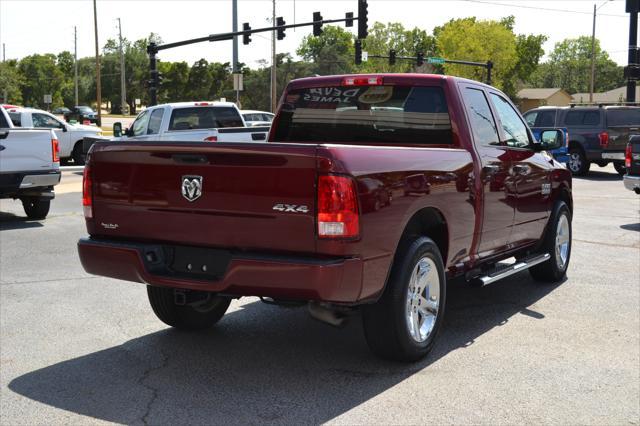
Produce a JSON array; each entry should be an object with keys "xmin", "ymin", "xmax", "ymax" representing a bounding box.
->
[{"xmin": 315, "ymin": 144, "xmax": 475, "ymax": 301}]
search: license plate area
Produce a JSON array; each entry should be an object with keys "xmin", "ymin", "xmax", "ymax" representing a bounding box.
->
[{"xmin": 142, "ymin": 244, "xmax": 232, "ymax": 281}]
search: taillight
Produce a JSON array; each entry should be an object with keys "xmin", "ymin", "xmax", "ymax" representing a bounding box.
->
[
  {"xmin": 342, "ymin": 76, "xmax": 383, "ymax": 86},
  {"xmin": 203, "ymin": 136, "xmax": 218, "ymax": 142},
  {"xmin": 317, "ymin": 175, "xmax": 359, "ymax": 239},
  {"xmin": 52, "ymin": 138, "xmax": 60, "ymax": 162},
  {"xmin": 598, "ymin": 131, "xmax": 609, "ymax": 148},
  {"xmin": 626, "ymin": 143, "xmax": 633, "ymax": 168},
  {"xmin": 82, "ymin": 163, "xmax": 93, "ymax": 218}
]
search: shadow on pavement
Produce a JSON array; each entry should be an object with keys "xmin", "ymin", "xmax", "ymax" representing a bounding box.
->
[
  {"xmin": 620, "ymin": 223, "xmax": 640, "ymax": 232},
  {"xmin": 9, "ymin": 272, "xmax": 562, "ymax": 424},
  {"xmin": 0, "ymin": 212, "xmax": 44, "ymax": 230},
  {"xmin": 573, "ymin": 170, "xmax": 623, "ymax": 182}
]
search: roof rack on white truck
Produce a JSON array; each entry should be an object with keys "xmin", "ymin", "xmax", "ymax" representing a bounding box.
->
[{"xmin": 0, "ymin": 106, "xmax": 61, "ymax": 220}]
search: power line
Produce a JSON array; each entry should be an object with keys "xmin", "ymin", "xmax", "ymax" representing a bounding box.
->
[{"xmin": 461, "ymin": 0, "xmax": 626, "ymax": 17}]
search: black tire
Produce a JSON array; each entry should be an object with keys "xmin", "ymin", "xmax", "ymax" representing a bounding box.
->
[
  {"xmin": 613, "ymin": 162, "xmax": 626, "ymax": 176},
  {"xmin": 147, "ymin": 286, "xmax": 231, "ymax": 330},
  {"xmin": 362, "ymin": 236, "xmax": 446, "ymax": 362},
  {"xmin": 567, "ymin": 148, "xmax": 590, "ymax": 176},
  {"xmin": 529, "ymin": 201, "xmax": 572, "ymax": 283},
  {"xmin": 72, "ymin": 142, "xmax": 85, "ymax": 165},
  {"xmin": 21, "ymin": 198, "xmax": 50, "ymax": 220}
]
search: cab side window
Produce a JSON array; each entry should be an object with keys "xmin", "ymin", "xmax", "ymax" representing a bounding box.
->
[
  {"xmin": 33, "ymin": 113, "xmax": 63, "ymax": 129},
  {"xmin": 131, "ymin": 110, "xmax": 151, "ymax": 136},
  {"xmin": 462, "ymin": 88, "xmax": 500, "ymax": 147},
  {"xmin": 489, "ymin": 93, "xmax": 530, "ymax": 148},
  {"xmin": 147, "ymin": 108, "xmax": 164, "ymax": 135}
]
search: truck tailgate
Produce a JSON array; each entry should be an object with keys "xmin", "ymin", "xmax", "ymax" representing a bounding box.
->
[{"xmin": 89, "ymin": 142, "xmax": 318, "ymax": 253}]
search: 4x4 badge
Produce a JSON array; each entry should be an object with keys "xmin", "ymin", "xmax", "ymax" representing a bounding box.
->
[{"xmin": 182, "ymin": 176, "xmax": 203, "ymax": 202}]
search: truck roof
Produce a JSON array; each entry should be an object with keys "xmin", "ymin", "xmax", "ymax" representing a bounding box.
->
[
  {"xmin": 151, "ymin": 101, "xmax": 239, "ymax": 110},
  {"xmin": 286, "ymin": 73, "xmax": 493, "ymax": 90}
]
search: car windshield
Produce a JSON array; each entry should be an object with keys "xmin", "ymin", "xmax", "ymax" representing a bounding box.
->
[{"xmin": 272, "ymin": 85, "xmax": 452, "ymax": 145}]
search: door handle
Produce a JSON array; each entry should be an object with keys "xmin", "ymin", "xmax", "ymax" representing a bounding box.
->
[{"xmin": 0, "ymin": 131, "xmax": 8, "ymax": 140}]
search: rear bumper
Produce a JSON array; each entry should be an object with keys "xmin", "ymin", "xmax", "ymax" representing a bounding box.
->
[
  {"xmin": 624, "ymin": 174, "xmax": 640, "ymax": 192},
  {"xmin": 0, "ymin": 171, "xmax": 60, "ymax": 198},
  {"xmin": 77, "ymin": 238, "xmax": 364, "ymax": 303}
]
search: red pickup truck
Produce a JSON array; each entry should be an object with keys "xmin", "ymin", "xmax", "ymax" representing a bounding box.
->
[{"xmin": 78, "ymin": 74, "xmax": 572, "ymax": 361}]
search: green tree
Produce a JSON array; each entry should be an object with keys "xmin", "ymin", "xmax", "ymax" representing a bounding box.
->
[
  {"xmin": 530, "ymin": 36, "xmax": 623, "ymax": 94},
  {"xmin": 0, "ymin": 60, "xmax": 25, "ymax": 104},
  {"xmin": 18, "ymin": 54, "xmax": 66, "ymax": 108},
  {"xmin": 436, "ymin": 17, "xmax": 518, "ymax": 91},
  {"xmin": 297, "ymin": 25, "xmax": 355, "ymax": 75}
]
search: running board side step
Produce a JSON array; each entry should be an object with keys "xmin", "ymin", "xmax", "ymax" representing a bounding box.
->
[{"xmin": 472, "ymin": 253, "xmax": 550, "ymax": 287}]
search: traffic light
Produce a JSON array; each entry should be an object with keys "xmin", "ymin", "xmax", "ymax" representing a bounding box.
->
[
  {"xmin": 358, "ymin": 0, "xmax": 368, "ymax": 39},
  {"xmin": 416, "ymin": 52, "xmax": 424, "ymax": 67},
  {"xmin": 276, "ymin": 17, "xmax": 286, "ymax": 40},
  {"xmin": 389, "ymin": 49, "xmax": 396, "ymax": 66},
  {"xmin": 313, "ymin": 12, "xmax": 323, "ymax": 36},
  {"xmin": 355, "ymin": 39, "xmax": 362, "ymax": 65},
  {"xmin": 345, "ymin": 12, "xmax": 354, "ymax": 27},
  {"xmin": 243, "ymin": 23, "xmax": 252, "ymax": 45}
]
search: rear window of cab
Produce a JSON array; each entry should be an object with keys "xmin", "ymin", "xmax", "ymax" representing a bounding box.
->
[
  {"xmin": 168, "ymin": 107, "xmax": 244, "ymax": 131},
  {"xmin": 272, "ymin": 85, "xmax": 452, "ymax": 145}
]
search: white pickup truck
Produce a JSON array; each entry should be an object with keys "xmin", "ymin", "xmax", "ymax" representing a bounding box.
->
[
  {"xmin": 111, "ymin": 101, "xmax": 270, "ymax": 143},
  {"xmin": 0, "ymin": 106, "xmax": 60, "ymax": 219},
  {"xmin": 6, "ymin": 106, "xmax": 102, "ymax": 165}
]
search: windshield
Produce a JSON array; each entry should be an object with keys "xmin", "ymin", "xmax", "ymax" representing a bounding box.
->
[
  {"xmin": 272, "ymin": 85, "xmax": 452, "ymax": 145},
  {"xmin": 77, "ymin": 106, "xmax": 94, "ymax": 113}
]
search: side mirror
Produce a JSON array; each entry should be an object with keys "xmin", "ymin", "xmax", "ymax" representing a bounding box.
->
[
  {"xmin": 536, "ymin": 129, "xmax": 564, "ymax": 151},
  {"xmin": 61, "ymin": 124, "xmax": 68, "ymax": 132},
  {"xmin": 113, "ymin": 122, "xmax": 123, "ymax": 138}
]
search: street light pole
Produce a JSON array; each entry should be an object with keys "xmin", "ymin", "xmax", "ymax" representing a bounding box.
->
[
  {"xmin": 271, "ymin": 0, "xmax": 277, "ymax": 113},
  {"xmin": 93, "ymin": 0, "xmax": 102, "ymax": 126}
]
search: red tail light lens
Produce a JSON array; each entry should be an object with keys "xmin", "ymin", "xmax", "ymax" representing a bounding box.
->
[
  {"xmin": 626, "ymin": 143, "xmax": 632, "ymax": 169},
  {"xmin": 317, "ymin": 175, "xmax": 359, "ymax": 238},
  {"xmin": 82, "ymin": 163, "xmax": 93, "ymax": 218},
  {"xmin": 203, "ymin": 136, "xmax": 218, "ymax": 142},
  {"xmin": 598, "ymin": 131, "xmax": 609, "ymax": 148},
  {"xmin": 52, "ymin": 138, "xmax": 60, "ymax": 162}
]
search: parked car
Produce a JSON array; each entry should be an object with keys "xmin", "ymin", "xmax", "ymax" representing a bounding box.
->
[
  {"xmin": 110, "ymin": 102, "xmax": 269, "ymax": 143},
  {"xmin": 0, "ymin": 106, "xmax": 60, "ymax": 219},
  {"xmin": 241, "ymin": 110, "xmax": 275, "ymax": 127},
  {"xmin": 624, "ymin": 136, "xmax": 640, "ymax": 194},
  {"xmin": 64, "ymin": 106, "xmax": 98, "ymax": 124},
  {"xmin": 78, "ymin": 74, "xmax": 571, "ymax": 362},
  {"xmin": 523, "ymin": 105, "xmax": 640, "ymax": 176},
  {"xmin": 52, "ymin": 107, "xmax": 71, "ymax": 115},
  {"xmin": 6, "ymin": 107, "xmax": 102, "ymax": 165}
]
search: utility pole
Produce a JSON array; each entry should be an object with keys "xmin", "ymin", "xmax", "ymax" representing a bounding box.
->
[
  {"xmin": 232, "ymin": 0, "xmax": 240, "ymax": 105},
  {"xmin": 271, "ymin": 0, "xmax": 277, "ymax": 113},
  {"xmin": 93, "ymin": 0, "xmax": 102, "ymax": 126},
  {"xmin": 117, "ymin": 18, "xmax": 127, "ymax": 114},
  {"xmin": 590, "ymin": 1, "xmax": 613, "ymax": 103},
  {"xmin": 2, "ymin": 43, "xmax": 6, "ymax": 104},
  {"xmin": 74, "ymin": 26, "xmax": 78, "ymax": 106}
]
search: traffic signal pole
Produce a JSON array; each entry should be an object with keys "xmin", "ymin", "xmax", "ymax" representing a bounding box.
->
[{"xmin": 144, "ymin": 1, "xmax": 368, "ymax": 106}]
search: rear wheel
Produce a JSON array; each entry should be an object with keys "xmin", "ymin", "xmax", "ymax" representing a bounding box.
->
[
  {"xmin": 567, "ymin": 148, "xmax": 590, "ymax": 176},
  {"xmin": 530, "ymin": 201, "xmax": 572, "ymax": 283},
  {"xmin": 21, "ymin": 198, "xmax": 50, "ymax": 220},
  {"xmin": 362, "ymin": 237, "xmax": 446, "ymax": 362},
  {"xmin": 72, "ymin": 142, "xmax": 85, "ymax": 165},
  {"xmin": 147, "ymin": 286, "xmax": 231, "ymax": 330},
  {"xmin": 613, "ymin": 162, "xmax": 626, "ymax": 176}
]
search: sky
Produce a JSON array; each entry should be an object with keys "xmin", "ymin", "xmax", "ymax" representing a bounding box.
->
[{"xmin": 0, "ymin": 0, "xmax": 633, "ymax": 69}]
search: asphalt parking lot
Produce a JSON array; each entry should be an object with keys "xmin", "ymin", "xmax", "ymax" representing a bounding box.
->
[{"xmin": 0, "ymin": 165, "xmax": 638, "ymax": 425}]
